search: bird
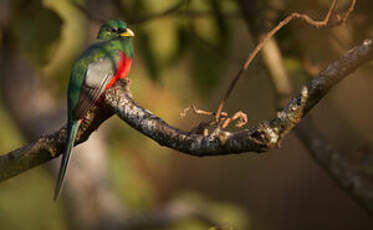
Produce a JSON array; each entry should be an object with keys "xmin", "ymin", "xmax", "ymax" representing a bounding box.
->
[{"xmin": 54, "ymin": 19, "xmax": 135, "ymax": 201}]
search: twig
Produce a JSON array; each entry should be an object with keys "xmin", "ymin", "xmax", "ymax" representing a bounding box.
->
[
  {"xmin": 215, "ymin": 0, "xmax": 356, "ymax": 122},
  {"xmin": 222, "ymin": 111, "xmax": 248, "ymax": 129},
  {"xmin": 180, "ymin": 104, "xmax": 216, "ymax": 117},
  {"xmin": 180, "ymin": 105, "xmax": 247, "ymax": 133}
]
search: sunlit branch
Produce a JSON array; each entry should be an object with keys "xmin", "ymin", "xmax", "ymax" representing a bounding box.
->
[{"xmin": 0, "ymin": 37, "xmax": 370, "ymax": 183}]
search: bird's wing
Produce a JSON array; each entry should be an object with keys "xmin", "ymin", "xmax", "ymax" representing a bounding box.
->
[{"xmin": 73, "ymin": 57, "xmax": 115, "ymax": 119}]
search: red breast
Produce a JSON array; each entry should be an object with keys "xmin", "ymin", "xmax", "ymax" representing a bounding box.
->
[{"xmin": 105, "ymin": 51, "xmax": 132, "ymax": 89}]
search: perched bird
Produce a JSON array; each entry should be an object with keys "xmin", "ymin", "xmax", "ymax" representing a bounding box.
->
[{"xmin": 54, "ymin": 19, "xmax": 135, "ymax": 201}]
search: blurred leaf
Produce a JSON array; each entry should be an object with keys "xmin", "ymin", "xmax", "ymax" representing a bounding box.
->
[
  {"xmin": 169, "ymin": 220, "xmax": 211, "ymax": 230},
  {"xmin": 132, "ymin": 0, "xmax": 146, "ymax": 17},
  {"xmin": 210, "ymin": 0, "xmax": 230, "ymax": 46},
  {"xmin": 138, "ymin": 30, "xmax": 162, "ymax": 81},
  {"xmin": 0, "ymin": 168, "xmax": 65, "ymax": 230},
  {"xmin": 186, "ymin": 0, "xmax": 233, "ymax": 96},
  {"xmin": 208, "ymin": 203, "xmax": 249, "ymax": 230},
  {"xmin": 169, "ymin": 193, "xmax": 250, "ymax": 230},
  {"xmin": 169, "ymin": 24, "xmax": 191, "ymax": 64},
  {"xmin": 0, "ymin": 103, "xmax": 24, "ymax": 154},
  {"xmin": 208, "ymin": 226, "xmax": 234, "ymax": 230},
  {"xmin": 132, "ymin": 0, "xmax": 163, "ymax": 81},
  {"xmin": 108, "ymin": 130, "xmax": 157, "ymax": 210},
  {"xmin": 189, "ymin": 27, "xmax": 231, "ymax": 95},
  {"xmin": 11, "ymin": 0, "xmax": 63, "ymax": 67},
  {"xmin": 190, "ymin": 39, "xmax": 225, "ymax": 95}
]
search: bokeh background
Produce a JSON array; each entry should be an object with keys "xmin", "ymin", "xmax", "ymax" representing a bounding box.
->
[{"xmin": 0, "ymin": 0, "xmax": 373, "ymax": 229}]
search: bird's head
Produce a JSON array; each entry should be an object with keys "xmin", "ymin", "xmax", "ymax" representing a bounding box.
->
[{"xmin": 97, "ymin": 19, "xmax": 135, "ymax": 40}]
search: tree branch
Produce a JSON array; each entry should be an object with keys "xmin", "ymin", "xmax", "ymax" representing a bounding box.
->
[
  {"xmin": 0, "ymin": 104, "xmax": 114, "ymax": 181},
  {"xmin": 1, "ymin": 38, "xmax": 371, "ymax": 182},
  {"xmin": 296, "ymin": 117, "xmax": 373, "ymax": 215}
]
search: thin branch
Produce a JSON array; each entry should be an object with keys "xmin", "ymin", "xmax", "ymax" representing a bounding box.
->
[
  {"xmin": 296, "ymin": 117, "xmax": 373, "ymax": 214},
  {"xmin": 215, "ymin": 0, "xmax": 357, "ymax": 121},
  {"xmin": 0, "ymin": 38, "xmax": 372, "ymax": 186}
]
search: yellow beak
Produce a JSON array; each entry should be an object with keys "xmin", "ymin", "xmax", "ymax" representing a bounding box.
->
[{"xmin": 120, "ymin": 28, "xmax": 135, "ymax": 37}]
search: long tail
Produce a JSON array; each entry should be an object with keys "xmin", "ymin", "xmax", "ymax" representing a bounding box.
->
[{"xmin": 54, "ymin": 120, "xmax": 80, "ymax": 201}]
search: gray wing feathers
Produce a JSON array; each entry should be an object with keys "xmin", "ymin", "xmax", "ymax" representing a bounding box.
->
[{"xmin": 73, "ymin": 57, "xmax": 114, "ymax": 119}]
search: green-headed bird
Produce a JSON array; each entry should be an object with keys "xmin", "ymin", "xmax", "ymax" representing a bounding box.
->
[{"xmin": 54, "ymin": 19, "xmax": 135, "ymax": 201}]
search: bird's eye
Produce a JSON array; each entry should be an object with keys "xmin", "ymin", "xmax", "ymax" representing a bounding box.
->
[{"xmin": 111, "ymin": 28, "xmax": 117, "ymax": 32}]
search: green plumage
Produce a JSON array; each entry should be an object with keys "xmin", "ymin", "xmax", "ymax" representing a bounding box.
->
[
  {"xmin": 68, "ymin": 32, "xmax": 134, "ymax": 122},
  {"xmin": 54, "ymin": 19, "xmax": 134, "ymax": 201},
  {"xmin": 54, "ymin": 120, "xmax": 79, "ymax": 201}
]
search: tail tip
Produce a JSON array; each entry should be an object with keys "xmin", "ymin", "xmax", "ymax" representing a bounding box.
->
[{"xmin": 54, "ymin": 185, "xmax": 62, "ymax": 202}]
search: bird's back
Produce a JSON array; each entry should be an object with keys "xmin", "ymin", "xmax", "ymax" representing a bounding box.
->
[{"xmin": 67, "ymin": 39, "xmax": 129, "ymax": 121}]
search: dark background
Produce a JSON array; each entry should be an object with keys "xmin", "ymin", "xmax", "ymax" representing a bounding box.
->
[{"xmin": 0, "ymin": 0, "xmax": 372, "ymax": 229}]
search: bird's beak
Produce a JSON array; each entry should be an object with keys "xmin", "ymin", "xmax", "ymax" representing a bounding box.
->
[{"xmin": 120, "ymin": 28, "xmax": 135, "ymax": 37}]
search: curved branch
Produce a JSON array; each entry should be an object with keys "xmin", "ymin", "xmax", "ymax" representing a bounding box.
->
[
  {"xmin": 104, "ymin": 39, "xmax": 373, "ymax": 155},
  {"xmin": 0, "ymin": 38, "xmax": 372, "ymax": 182}
]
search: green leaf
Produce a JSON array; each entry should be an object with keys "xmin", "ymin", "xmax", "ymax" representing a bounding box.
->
[
  {"xmin": 169, "ymin": 25, "xmax": 191, "ymax": 64},
  {"xmin": 11, "ymin": 0, "xmax": 63, "ymax": 67}
]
